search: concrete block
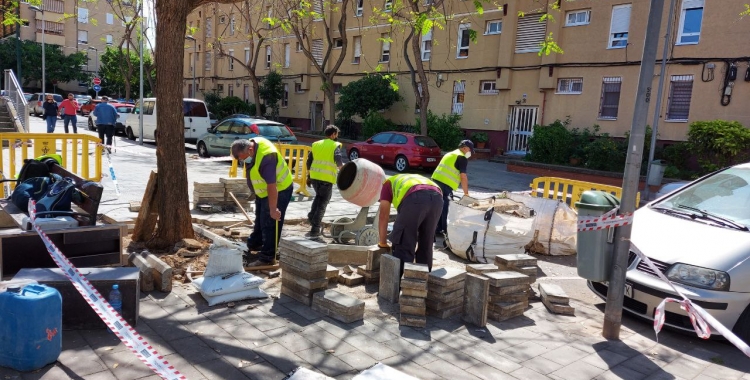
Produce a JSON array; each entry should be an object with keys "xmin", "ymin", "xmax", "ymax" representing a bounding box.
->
[
  {"xmin": 399, "ymin": 314, "xmax": 426, "ymax": 328},
  {"xmin": 338, "ymin": 273, "xmax": 364, "ymax": 286},
  {"xmin": 400, "ymin": 304, "xmax": 426, "ymax": 316},
  {"xmin": 128, "ymin": 253, "xmax": 154, "ymax": 292},
  {"xmin": 403, "ymin": 263, "xmax": 429, "ymax": 280},
  {"xmin": 378, "ymin": 254, "xmax": 400, "ymax": 303},
  {"xmin": 398, "ymin": 293, "xmax": 426, "ymax": 308},
  {"xmin": 494, "ymin": 253, "xmax": 537, "ymax": 268},
  {"xmin": 428, "ymin": 267, "xmax": 466, "ymax": 288},
  {"xmin": 279, "ymin": 237, "xmax": 327, "ymax": 255},
  {"xmin": 400, "ymin": 278, "xmax": 427, "ymax": 292},
  {"xmin": 489, "ymin": 300, "xmax": 528, "ymax": 314},
  {"xmin": 466, "ymin": 264, "xmax": 500, "ymax": 275},
  {"xmin": 128, "ymin": 201, "xmax": 141, "ymax": 212},
  {"xmin": 488, "ymin": 309, "xmax": 525, "ymax": 322},
  {"xmin": 426, "ymin": 297, "xmax": 463, "ymax": 311},
  {"xmin": 312, "ymin": 290, "xmax": 365, "ymax": 323},
  {"xmin": 281, "ymin": 285, "xmax": 312, "ymax": 306},
  {"xmin": 463, "ymin": 273, "xmax": 489, "ymax": 327},
  {"xmin": 366, "ymin": 246, "xmax": 388, "ymax": 271},
  {"xmin": 280, "ymin": 262, "xmax": 328, "ymax": 281},
  {"xmin": 427, "ymin": 305, "xmax": 463, "ymax": 319},
  {"xmin": 483, "ymin": 271, "xmax": 531, "ymax": 287},
  {"xmin": 427, "ymin": 287, "xmax": 464, "ymax": 303},
  {"xmin": 427, "ymin": 280, "xmax": 465, "ymax": 295},
  {"xmin": 327, "ymin": 244, "xmax": 369, "ymax": 265},
  {"xmin": 281, "ymin": 279, "xmax": 326, "ymax": 297},
  {"xmin": 400, "ymin": 288, "xmax": 428, "ymax": 298},
  {"xmin": 144, "ymin": 253, "xmax": 172, "ymax": 292},
  {"xmin": 326, "ymin": 265, "xmax": 339, "ymax": 280},
  {"xmin": 538, "ymin": 283, "xmax": 570, "ymax": 304},
  {"xmin": 489, "ymin": 293, "xmax": 528, "ymax": 303},
  {"xmin": 281, "ymin": 271, "xmax": 329, "ymax": 291},
  {"xmin": 357, "ymin": 266, "xmax": 380, "ymax": 284},
  {"xmin": 280, "ymin": 249, "xmax": 328, "ymax": 264},
  {"xmin": 489, "ymin": 284, "xmax": 529, "ymax": 295},
  {"xmin": 220, "ymin": 177, "xmax": 248, "ymax": 185},
  {"xmin": 542, "ymin": 297, "xmax": 575, "ymax": 315},
  {"xmin": 515, "ymin": 266, "xmax": 538, "ymax": 277},
  {"xmin": 280, "ymin": 255, "xmax": 328, "ymax": 273}
]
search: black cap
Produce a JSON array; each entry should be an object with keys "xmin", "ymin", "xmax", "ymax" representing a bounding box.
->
[{"xmin": 459, "ymin": 139, "xmax": 475, "ymax": 154}]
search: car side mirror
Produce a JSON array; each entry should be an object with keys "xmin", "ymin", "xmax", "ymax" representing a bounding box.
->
[{"xmin": 366, "ymin": 139, "xmax": 373, "ymax": 144}]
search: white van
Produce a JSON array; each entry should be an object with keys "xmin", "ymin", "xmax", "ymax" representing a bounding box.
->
[{"xmin": 126, "ymin": 98, "xmax": 211, "ymax": 144}]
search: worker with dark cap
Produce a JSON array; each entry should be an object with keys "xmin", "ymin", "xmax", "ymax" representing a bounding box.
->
[
  {"xmin": 306, "ymin": 125, "xmax": 344, "ymax": 237},
  {"xmin": 377, "ymin": 174, "xmax": 443, "ymax": 273},
  {"xmin": 431, "ymin": 139, "xmax": 474, "ymax": 237}
]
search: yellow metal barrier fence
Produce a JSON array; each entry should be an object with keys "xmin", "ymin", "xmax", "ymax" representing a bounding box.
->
[
  {"xmin": 229, "ymin": 144, "xmax": 311, "ymax": 197},
  {"xmin": 530, "ymin": 176, "xmax": 640, "ymax": 210},
  {"xmin": 0, "ymin": 133, "xmax": 102, "ymax": 197}
]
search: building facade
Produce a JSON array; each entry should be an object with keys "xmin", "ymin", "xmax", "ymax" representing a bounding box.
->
[{"xmin": 185, "ymin": 0, "xmax": 750, "ymax": 153}]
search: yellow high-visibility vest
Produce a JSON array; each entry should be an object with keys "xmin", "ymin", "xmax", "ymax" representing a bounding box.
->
[
  {"xmin": 387, "ymin": 174, "xmax": 438, "ymax": 210},
  {"xmin": 431, "ymin": 149, "xmax": 463, "ymax": 190},
  {"xmin": 248, "ymin": 137, "xmax": 293, "ymax": 198},
  {"xmin": 309, "ymin": 139, "xmax": 341, "ymax": 184}
]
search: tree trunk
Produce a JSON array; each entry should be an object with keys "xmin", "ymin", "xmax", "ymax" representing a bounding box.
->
[
  {"xmin": 150, "ymin": 0, "xmax": 194, "ymax": 248},
  {"xmin": 324, "ymin": 79, "xmax": 335, "ymax": 126},
  {"xmin": 250, "ymin": 74, "xmax": 261, "ymax": 116},
  {"xmin": 410, "ymin": 32, "xmax": 430, "ymax": 135}
]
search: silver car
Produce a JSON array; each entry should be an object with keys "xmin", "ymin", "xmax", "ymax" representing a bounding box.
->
[{"xmin": 589, "ymin": 163, "xmax": 750, "ymax": 342}]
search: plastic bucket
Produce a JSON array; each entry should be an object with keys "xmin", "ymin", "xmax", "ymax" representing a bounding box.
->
[{"xmin": 337, "ymin": 158, "xmax": 386, "ymax": 207}]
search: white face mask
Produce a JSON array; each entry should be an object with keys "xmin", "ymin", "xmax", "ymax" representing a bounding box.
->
[
  {"xmin": 464, "ymin": 151, "xmax": 472, "ymax": 159},
  {"xmin": 244, "ymin": 156, "xmax": 254, "ymax": 165}
]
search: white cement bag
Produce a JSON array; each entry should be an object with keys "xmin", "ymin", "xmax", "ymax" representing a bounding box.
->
[
  {"xmin": 202, "ymin": 246, "xmax": 243, "ymax": 277},
  {"xmin": 192, "ymin": 271, "xmax": 265, "ymax": 297},
  {"xmin": 200, "ymin": 287, "xmax": 268, "ymax": 306}
]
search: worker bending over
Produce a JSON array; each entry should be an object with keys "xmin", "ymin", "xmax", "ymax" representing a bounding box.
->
[
  {"xmin": 431, "ymin": 140, "xmax": 474, "ymax": 236},
  {"xmin": 306, "ymin": 125, "xmax": 344, "ymax": 237},
  {"xmin": 231, "ymin": 138, "xmax": 294, "ymax": 266},
  {"xmin": 378, "ymin": 174, "xmax": 443, "ymax": 274}
]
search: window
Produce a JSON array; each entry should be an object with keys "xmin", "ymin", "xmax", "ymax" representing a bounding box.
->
[
  {"xmin": 415, "ymin": 83, "xmax": 423, "ymax": 113},
  {"xmin": 485, "ymin": 20, "xmax": 502, "ymax": 35},
  {"xmin": 205, "ymin": 52, "xmax": 212, "ymax": 71},
  {"xmin": 295, "ymin": 83, "xmax": 304, "ymax": 93},
  {"xmin": 122, "ymin": 16, "xmax": 132, "ymax": 27},
  {"xmin": 188, "ymin": 53, "xmax": 193, "ymax": 72},
  {"xmin": 452, "ymin": 80, "xmax": 465, "ymax": 115},
  {"xmin": 457, "ymin": 24, "xmax": 470, "ymax": 58},
  {"xmin": 215, "ymin": 121, "xmax": 231, "ymax": 133},
  {"xmin": 356, "ymin": 0, "xmax": 363, "ymax": 16},
  {"xmin": 244, "ymin": 48, "xmax": 250, "ymax": 64},
  {"xmin": 283, "ymin": 84, "xmax": 289, "ymax": 107},
  {"xmin": 106, "ymin": 13, "xmax": 113, "ymax": 25},
  {"xmin": 296, "ymin": 41, "xmax": 302, "ymax": 52},
  {"xmin": 267, "ymin": 6, "xmax": 274, "ymax": 27},
  {"xmin": 380, "ymin": 33, "xmax": 390, "ymax": 63},
  {"xmin": 106, "ymin": 34, "xmax": 113, "ymax": 45},
  {"xmin": 515, "ymin": 14, "xmax": 546, "ymax": 53},
  {"xmin": 77, "ymin": 30, "xmax": 88, "ymax": 44},
  {"xmin": 78, "ymin": 8, "xmax": 88, "ymax": 23},
  {"xmin": 421, "ymin": 29, "xmax": 432, "ymax": 61},
  {"xmin": 352, "ymin": 36, "xmax": 361, "ymax": 64},
  {"xmin": 312, "ymin": 39, "xmax": 323, "ymax": 65},
  {"xmin": 241, "ymin": 85, "xmax": 248, "ymax": 101},
  {"xmin": 333, "ymin": 38, "xmax": 343, "ymax": 48},
  {"xmin": 385, "ymin": 0, "xmax": 392, "ymax": 11},
  {"xmin": 666, "ymin": 75, "xmax": 694, "ymax": 121},
  {"xmin": 284, "ymin": 44, "xmax": 290, "ymax": 67},
  {"xmin": 230, "ymin": 16, "xmax": 235, "ymax": 35},
  {"xmin": 219, "ymin": 16, "xmax": 226, "ymax": 24},
  {"xmin": 228, "ymin": 84, "xmax": 234, "ymax": 97},
  {"xmin": 392, "ymin": 134, "xmax": 407, "ymax": 144},
  {"xmin": 228, "ymin": 50, "xmax": 234, "ymax": 70},
  {"xmin": 265, "ymin": 46, "xmax": 271, "ymax": 69},
  {"xmin": 143, "ymin": 101, "xmax": 155, "ymax": 115},
  {"xmin": 598, "ymin": 77, "xmax": 622, "ymax": 119},
  {"xmin": 677, "ymin": 0, "xmax": 703, "ymax": 44},
  {"xmin": 565, "ymin": 10, "xmax": 591, "ymax": 26},
  {"xmin": 557, "ymin": 78, "xmax": 583, "ymax": 94},
  {"xmin": 609, "ymin": 4, "xmax": 632, "ymax": 48},
  {"xmin": 479, "ymin": 80, "xmax": 498, "ymax": 94},
  {"xmin": 371, "ymin": 133, "xmax": 393, "ymax": 144},
  {"xmin": 333, "ymin": 83, "xmax": 342, "ymax": 93},
  {"xmin": 206, "ymin": 17, "xmax": 212, "ymax": 38},
  {"xmin": 217, "ymin": 84, "xmax": 224, "ymax": 93}
]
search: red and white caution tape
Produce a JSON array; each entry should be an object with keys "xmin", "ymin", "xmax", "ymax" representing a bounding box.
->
[
  {"xmin": 627, "ymin": 244, "xmax": 750, "ymax": 357},
  {"xmin": 102, "ymin": 146, "xmax": 121, "ymax": 197},
  {"xmin": 27, "ymin": 200, "xmax": 186, "ymax": 379},
  {"xmin": 577, "ymin": 208, "xmax": 634, "ymax": 231}
]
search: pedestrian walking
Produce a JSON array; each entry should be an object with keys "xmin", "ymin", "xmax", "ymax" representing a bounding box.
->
[
  {"xmin": 42, "ymin": 94, "xmax": 58, "ymax": 133},
  {"xmin": 306, "ymin": 125, "xmax": 344, "ymax": 237},
  {"xmin": 59, "ymin": 93, "xmax": 79, "ymax": 134},
  {"xmin": 431, "ymin": 139, "xmax": 474, "ymax": 236},
  {"xmin": 231, "ymin": 137, "xmax": 294, "ymax": 267},
  {"xmin": 92, "ymin": 96, "xmax": 118, "ymax": 151},
  {"xmin": 377, "ymin": 174, "xmax": 443, "ymax": 275}
]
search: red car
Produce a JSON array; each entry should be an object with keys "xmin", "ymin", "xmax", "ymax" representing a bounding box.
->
[{"xmin": 348, "ymin": 132, "xmax": 442, "ymax": 172}]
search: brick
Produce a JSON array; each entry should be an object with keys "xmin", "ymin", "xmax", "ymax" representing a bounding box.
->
[
  {"xmin": 400, "ymin": 278, "xmax": 427, "ymax": 291},
  {"xmin": 357, "ymin": 265, "xmax": 380, "ymax": 283},
  {"xmin": 539, "ymin": 283, "xmax": 570, "ymax": 305},
  {"xmin": 129, "ymin": 253, "xmax": 154, "ymax": 292},
  {"xmin": 466, "ymin": 263, "xmax": 500, "ymax": 275},
  {"xmin": 144, "ymin": 253, "xmax": 173, "ymax": 292},
  {"xmin": 427, "ymin": 279, "xmax": 465, "ymax": 295},
  {"xmin": 516, "ymin": 266, "xmax": 539, "ymax": 277},
  {"xmin": 327, "ymin": 244, "xmax": 369, "ymax": 265},
  {"xmin": 542, "ymin": 297, "xmax": 576, "ymax": 315},
  {"xmin": 489, "ymin": 293, "xmax": 529, "ymax": 303},
  {"xmin": 400, "ymin": 288, "xmax": 428, "ymax": 298},
  {"xmin": 280, "ymin": 249, "xmax": 328, "ymax": 264},
  {"xmin": 220, "ymin": 177, "xmax": 248, "ymax": 185},
  {"xmin": 280, "ymin": 255, "xmax": 329, "ymax": 272},
  {"xmin": 312, "ymin": 290, "xmax": 365, "ymax": 323},
  {"xmin": 483, "ymin": 271, "xmax": 531, "ymax": 287},
  {"xmin": 281, "ymin": 279, "xmax": 326, "ymax": 296},
  {"xmin": 399, "ymin": 294, "xmax": 426, "ymax": 308},
  {"xmin": 399, "ymin": 314, "xmax": 427, "ymax": 328},
  {"xmin": 400, "ymin": 304, "xmax": 426, "ymax": 316},
  {"xmin": 326, "ymin": 265, "xmax": 338, "ymax": 280},
  {"xmin": 427, "ymin": 305, "xmax": 463, "ymax": 319},
  {"xmin": 463, "ymin": 273, "xmax": 489, "ymax": 327},
  {"xmin": 403, "ymin": 263, "xmax": 429, "ymax": 280},
  {"xmin": 426, "ymin": 297, "xmax": 463, "ymax": 311},
  {"xmin": 428, "ymin": 267, "xmax": 466, "ymax": 287},
  {"xmin": 281, "ymin": 272, "xmax": 329, "ymax": 291},
  {"xmin": 489, "ymin": 300, "xmax": 528, "ymax": 314},
  {"xmin": 281, "ymin": 285, "xmax": 312, "ymax": 306},
  {"xmin": 494, "ymin": 253, "xmax": 537, "ymax": 267},
  {"xmin": 378, "ymin": 254, "xmax": 401, "ymax": 303},
  {"xmin": 366, "ymin": 246, "xmax": 388, "ymax": 271},
  {"xmin": 279, "ymin": 236, "xmax": 328, "ymax": 255},
  {"xmin": 489, "ymin": 284, "xmax": 529, "ymax": 295},
  {"xmin": 128, "ymin": 201, "xmax": 141, "ymax": 212},
  {"xmin": 280, "ymin": 262, "xmax": 328, "ymax": 280},
  {"xmin": 338, "ymin": 273, "xmax": 364, "ymax": 286}
]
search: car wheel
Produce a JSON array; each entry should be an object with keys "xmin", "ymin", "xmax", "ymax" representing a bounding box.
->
[
  {"xmin": 126, "ymin": 127, "xmax": 136, "ymax": 141},
  {"xmin": 733, "ymin": 305, "xmax": 750, "ymax": 344},
  {"xmin": 395, "ymin": 155, "xmax": 409, "ymax": 173},
  {"xmin": 197, "ymin": 142, "xmax": 210, "ymax": 158},
  {"xmin": 88, "ymin": 117, "xmax": 95, "ymax": 131},
  {"xmin": 349, "ymin": 149, "xmax": 359, "ymax": 161}
]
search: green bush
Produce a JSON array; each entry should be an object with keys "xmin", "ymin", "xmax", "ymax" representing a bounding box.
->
[
  {"xmin": 415, "ymin": 111, "xmax": 464, "ymax": 151},
  {"xmin": 362, "ymin": 112, "xmax": 396, "ymax": 139},
  {"xmin": 687, "ymin": 120, "xmax": 750, "ymax": 175},
  {"xmin": 203, "ymin": 91, "xmax": 222, "ymax": 114},
  {"xmin": 213, "ymin": 96, "xmax": 253, "ymax": 119},
  {"xmin": 583, "ymin": 133, "xmax": 626, "ymax": 171},
  {"xmin": 526, "ymin": 120, "xmax": 574, "ymax": 165},
  {"xmin": 471, "ymin": 132, "xmax": 488, "ymax": 143},
  {"xmin": 661, "ymin": 142, "xmax": 694, "ymax": 179}
]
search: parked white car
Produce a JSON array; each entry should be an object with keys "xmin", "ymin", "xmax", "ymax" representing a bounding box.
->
[
  {"xmin": 126, "ymin": 98, "xmax": 211, "ymax": 144},
  {"xmin": 589, "ymin": 163, "xmax": 750, "ymax": 343}
]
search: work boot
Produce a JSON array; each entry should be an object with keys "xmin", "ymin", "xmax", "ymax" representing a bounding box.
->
[{"xmin": 307, "ymin": 226, "xmax": 321, "ymax": 238}]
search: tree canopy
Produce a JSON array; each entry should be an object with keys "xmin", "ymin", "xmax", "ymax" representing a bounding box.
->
[
  {"xmin": 0, "ymin": 40, "xmax": 88, "ymax": 90},
  {"xmin": 259, "ymin": 71, "xmax": 285, "ymax": 119},
  {"xmin": 99, "ymin": 47, "xmax": 154, "ymax": 98},
  {"xmin": 337, "ymin": 74, "xmax": 402, "ymax": 120}
]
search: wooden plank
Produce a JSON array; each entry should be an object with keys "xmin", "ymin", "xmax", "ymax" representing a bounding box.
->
[{"xmin": 132, "ymin": 170, "xmax": 158, "ymax": 241}]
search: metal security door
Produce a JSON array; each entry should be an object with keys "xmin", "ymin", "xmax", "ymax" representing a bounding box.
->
[{"xmin": 507, "ymin": 106, "xmax": 539, "ymax": 155}]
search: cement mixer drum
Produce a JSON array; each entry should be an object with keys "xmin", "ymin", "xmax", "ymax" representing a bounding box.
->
[{"xmin": 336, "ymin": 158, "xmax": 386, "ymax": 207}]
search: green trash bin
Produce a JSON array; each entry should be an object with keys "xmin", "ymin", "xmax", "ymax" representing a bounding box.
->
[{"xmin": 576, "ymin": 191, "xmax": 621, "ymax": 282}]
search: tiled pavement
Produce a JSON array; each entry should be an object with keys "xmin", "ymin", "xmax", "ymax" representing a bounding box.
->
[{"xmin": 3, "ymin": 283, "xmax": 750, "ymax": 380}]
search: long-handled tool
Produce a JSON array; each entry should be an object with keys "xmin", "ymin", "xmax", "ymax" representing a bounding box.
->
[{"xmin": 229, "ymin": 191, "xmax": 253, "ymax": 226}]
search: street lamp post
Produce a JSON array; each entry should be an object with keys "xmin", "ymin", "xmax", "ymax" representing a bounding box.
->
[
  {"xmin": 28, "ymin": 6, "xmax": 45, "ymax": 94},
  {"xmin": 185, "ymin": 35, "xmax": 197, "ymax": 98},
  {"xmin": 88, "ymin": 46, "xmax": 98, "ymax": 97}
]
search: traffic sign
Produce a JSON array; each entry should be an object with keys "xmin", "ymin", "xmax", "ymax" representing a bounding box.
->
[
  {"xmin": 93, "ymin": 77, "xmax": 101, "ymax": 85},
  {"xmin": 93, "ymin": 84, "xmax": 102, "ymax": 92}
]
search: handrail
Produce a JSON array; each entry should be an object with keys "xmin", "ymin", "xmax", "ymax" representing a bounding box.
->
[{"xmin": 3, "ymin": 69, "xmax": 29, "ymax": 133}]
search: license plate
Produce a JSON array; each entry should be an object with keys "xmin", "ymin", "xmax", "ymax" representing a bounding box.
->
[
  {"xmin": 604, "ymin": 281, "xmax": 633, "ymax": 298},
  {"xmin": 427, "ymin": 158, "xmax": 436, "ymax": 162}
]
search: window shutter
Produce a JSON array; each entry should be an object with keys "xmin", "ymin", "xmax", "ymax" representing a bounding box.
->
[
  {"xmin": 354, "ymin": 37, "xmax": 362, "ymax": 56},
  {"xmin": 422, "ymin": 29, "xmax": 432, "ymax": 41},
  {"xmin": 515, "ymin": 14, "xmax": 546, "ymax": 53},
  {"xmin": 313, "ymin": 0, "xmax": 323, "ymax": 20},
  {"xmin": 682, "ymin": 0, "xmax": 703, "ymax": 9},
  {"xmin": 106, "ymin": 13, "xmax": 113, "ymax": 24},
  {"xmin": 610, "ymin": 5, "xmax": 632, "ymax": 34},
  {"xmin": 312, "ymin": 39, "xmax": 324, "ymax": 65},
  {"xmin": 285, "ymin": 44, "xmax": 290, "ymax": 66}
]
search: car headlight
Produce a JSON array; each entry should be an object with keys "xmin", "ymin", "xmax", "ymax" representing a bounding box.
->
[{"xmin": 665, "ymin": 264, "xmax": 730, "ymax": 291}]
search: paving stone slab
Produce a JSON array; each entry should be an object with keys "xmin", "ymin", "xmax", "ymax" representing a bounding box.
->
[
  {"xmin": 426, "ymin": 296, "xmax": 464, "ymax": 311},
  {"xmin": 403, "ymin": 263, "xmax": 429, "ymax": 280},
  {"xmin": 400, "ymin": 278, "xmax": 427, "ymax": 291},
  {"xmin": 542, "ymin": 297, "xmax": 576, "ymax": 316},
  {"xmin": 281, "ymin": 285, "xmax": 313, "ymax": 305},
  {"xmin": 399, "ymin": 293, "xmax": 427, "ymax": 307},
  {"xmin": 427, "ymin": 279, "xmax": 465, "ymax": 294},
  {"xmin": 281, "ymin": 249, "xmax": 329, "ymax": 264},
  {"xmin": 426, "ymin": 287, "xmax": 464, "ymax": 303},
  {"xmin": 399, "ymin": 314, "xmax": 427, "ymax": 328},
  {"xmin": 400, "ymin": 304, "xmax": 427, "ymax": 316},
  {"xmin": 427, "ymin": 304, "xmax": 464, "ymax": 319},
  {"xmin": 312, "ymin": 290, "xmax": 365, "ymax": 324},
  {"xmin": 366, "ymin": 246, "xmax": 388, "ymax": 271},
  {"xmin": 379, "ymin": 254, "xmax": 401, "ymax": 303},
  {"xmin": 538, "ymin": 283, "xmax": 570, "ymax": 305},
  {"xmin": 286, "ymin": 367, "xmax": 336, "ymax": 380},
  {"xmin": 489, "ymin": 300, "xmax": 529, "ymax": 314},
  {"xmin": 327, "ymin": 244, "xmax": 369, "ymax": 265},
  {"xmin": 488, "ymin": 309, "xmax": 525, "ymax": 322},
  {"xmin": 484, "ymin": 271, "xmax": 531, "ymax": 287},
  {"xmin": 489, "ymin": 284, "xmax": 530, "ymax": 295},
  {"xmin": 428, "ymin": 267, "xmax": 467, "ymax": 287},
  {"xmin": 279, "ymin": 236, "xmax": 328, "ymax": 255},
  {"xmin": 326, "ymin": 265, "xmax": 339, "ymax": 280},
  {"xmin": 515, "ymin": 266, "xmax": 539, "ymax": 276},
  {"xmin": 463, "ymin": 273, "xmax": 489, "ymax": 327},
  {"xmin": 489, "ymin": 292, "xmax": 529, "ymax": 303},
  {"xmin": 281, "ymin": 255, "xmax": 329, "ymax": 272},
  {"xmin": 466, "ymin": 263, "xmax": 501, "ymax": 275},
  {"xmin": 352, "ymin": 362, "xmax": 420, "ymax": 380},
  {"xmin": 400, "ymin": 287, "xmax": 428, "ymax": 298},
  {"xmin": 281, "ymin": 262, "xmax": 329, "ymax": 281},
  {"xmin": 282, "ymin": 272, "xmax": 329, "ymax": 291},
  {"xmin": 338, "ymin": 273, "xmax": 365, "ymax": 286},
  {"xmin": 494, "ymin": 253, "xmax": 537, "ymax": 267}
]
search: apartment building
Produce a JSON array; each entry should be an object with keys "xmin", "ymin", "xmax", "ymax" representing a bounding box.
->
[
  {"xmin": 4, "ymin": 0, "xmax": 130, "ymax": 93},
  {"xmin": 185, "ymin": 0, "xmax": 750, "ymax": 154}
]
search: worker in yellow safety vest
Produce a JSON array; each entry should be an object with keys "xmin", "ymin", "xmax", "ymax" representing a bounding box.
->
[
  {"xmin": 431, "ymin": 139, "xmax": 474, "ymax": 237},
  {"xmin": 306, "ymin": 125, "xmax": 344, "ymax": 237},
  {"xmin": 231, "ymin": 137, "xmax": 294, "ymax": 266},
  {"xmin": 378, "ymin": 174, "xmax": 443, "ymax": 274}
]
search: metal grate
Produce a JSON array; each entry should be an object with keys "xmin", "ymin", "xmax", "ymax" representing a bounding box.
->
[
  {"xmin": 627, "ymin": 251, "xmax": 637, "ymax": 267},
  {"xmin": 599, "ymin": 77, "xmax": 622, "ymax": 119},
  {"xmin": 636, "ymin": 256, "xmax": 669, "ymax": 277},
  {"xmin": 666, "ymin": 75, "xmax": 694, "ymax": 121}
]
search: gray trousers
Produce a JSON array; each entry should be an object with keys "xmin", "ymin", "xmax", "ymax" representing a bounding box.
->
[{"xmin": 391, "ymin": 190, "xmax": 443, "ymax": 275}]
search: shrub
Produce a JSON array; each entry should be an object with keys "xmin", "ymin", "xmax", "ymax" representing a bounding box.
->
[
  {"xmin": 337, "ymin": 74, "xmax": 402, "ymax": 120},
  {"xmin": 687, "ymin": 120, "xmax": 750, "ymax": 175},
  {"xmin": 415, "ymin": 111, "xmax": 464, "ymax": 151},
  {"xmin": 526, "ymin": 120, "xmax": 574, "ymax": 165},
  {"xmin": 203, "ymin": 91, "xmax": 222, "ymax": 114},
  {"xmin": 471, "ymin": 132, "xmax": 488, "ymax": 143},
  {"xmin": 214, "ymin": 96, "xmax": 254, "ymax": 119},
  {"xmin": 362, "ymin": 112, "xmax": 396, "ymax": 139},
  {"xmin": 583, "ymin": 133, "xmax": 626, "ymax": 172},
  {"xmin": 660, "ymin": 142, "xmax": 694, "ymax": 179}
]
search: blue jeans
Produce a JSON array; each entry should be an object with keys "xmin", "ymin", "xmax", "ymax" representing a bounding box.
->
[
  {"xmin": 435, "ymin": 180, "xmax": 453, "ymax": 234},
  {"xmin": 45, "ymin": 116, "xmax": 57, "ymax": 133},
  {"xmin": 247, "ymin": 185, "xmax": 294, "ymax": 263},
  {"xmin": 63, "ymin": 115, "xmax": 77, "ymax": 133}
]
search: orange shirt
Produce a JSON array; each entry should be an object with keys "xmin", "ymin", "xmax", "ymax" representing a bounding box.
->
[{"xmin": 59, "ymin": 99, "xmax": 78, "ymax": 116}]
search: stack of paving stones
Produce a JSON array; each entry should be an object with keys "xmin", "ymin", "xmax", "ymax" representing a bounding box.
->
[
  {"xmin": 278, "ymin": 237, "xmax": 329, "ymax": 306},
  {"xmin": 220, "ymin": 178, "xmax": 253, "ymax": 209},
  {"xmin": 484, "ymin": 271, "xmax": 532, "ymax": 322},
  {"xmin": 426, "ymin": 267, "xmax": 466, "ymax": 319},
  {"xmin": 539, "ymin": 283, "xmax": 575, "ymax": 315},
  {"xmin": 338, "ymin": 265, "xmax": 364, "ymax": 286},
  {"xmin": 399, "ymin": 263, "xmax": 429, "ymax": 328},
  {"xmin": 357, "ymin": 245, "xmax": 387, "ymax": 284},
  {"xmin": 193, "ymin": 181, "xmax": 225, "ymax": 205},
  {"xmin": 494, "ymin": 253, "xmax": 539, "ymax": 299},
  {"xmin": 311, "ymin": 289, "xmax": 365, "ymax": 323}
]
